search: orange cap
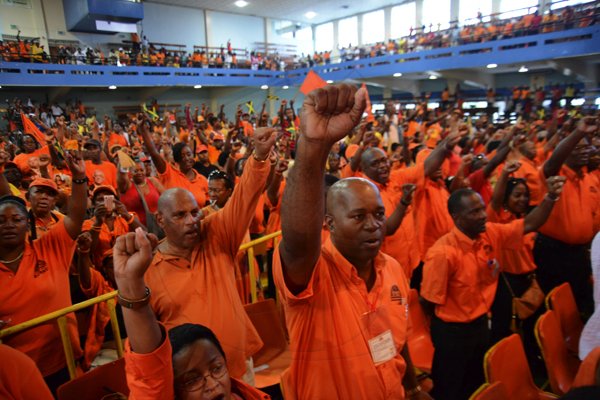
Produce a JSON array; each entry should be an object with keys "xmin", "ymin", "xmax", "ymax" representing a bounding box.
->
[
  {"xmin": 92, "ymin": 185, "xmax": 117, "ymax": 198},
  {"xmin": 29, "ymin": 177, "xmax": 58, "ymax": 194},
  {"xmin": 197, "ymin": 144, "xmax": 208, "ymax": 153}
]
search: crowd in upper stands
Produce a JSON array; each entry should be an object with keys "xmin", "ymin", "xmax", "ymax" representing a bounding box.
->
[{"xmin": 1, "ymin": 2, "xmax": 598, "ymax": 71}]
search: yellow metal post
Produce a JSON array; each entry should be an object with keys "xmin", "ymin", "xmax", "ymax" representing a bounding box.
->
[
  {"xmin": 56, "ymin": 316, "xmax": 77, "ymax": 379},
  {"xmin": 248, "ymin": 246, "xmax": 257, "ymax": 303},
  {"xmin": 107, "ymin": 298, "xmax": 124, "ymax": 358}
]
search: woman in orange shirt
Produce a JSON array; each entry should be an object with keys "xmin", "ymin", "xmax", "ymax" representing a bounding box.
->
[
  {"xmin": 114, "ymin": 229, "xmax": 270, "ymax": 400},
  {"xmin": 488, "ymin": 161, "xmax": 546, "ymax": 365}
]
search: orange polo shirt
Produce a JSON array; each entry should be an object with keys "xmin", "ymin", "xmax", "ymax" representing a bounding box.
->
[
  {"xmin": 421, "ymin": 220, "xmax": 524, "ymax": 323},
  {"xmin": 85, "ymin": 160, "xmax": 118, "ymax": 188},
  {"xmin": 273, "ymin": 238, "xmax": 411, "ymax": 400},
  {"xmin": 413, "ymin": 178, "xmax": 453, "ymax": 260},
  {"xmin": 145, "ymin": 157, "xmax": 270, "ymax": 379},
  {"xmin": 0, "ymin": 221, "xmax": 82, "ymax": 376},
  {"xmin": 124, "ymin": 327, "xmax": 270, "ymax": 400},
  {"xmin": 363, "ymin": 163, "xmax": 424, "ymax": 278},
  {"xmin": 158, "ymin": 162, "xmax": 208, "ymax": 206},
  {"xmin": 538, "ymin": 165, "xmax": 599, "ymax": 244},
  {"xmin": 513, "ymin": 156, "xmax": 544, "ymax": 205},
  {"xmin": 487, "ymin": 207, "xmax": 537, "ymax": 275},
  {"xmin": 0, "ymin": 344, "xmax": 53, "ymax": 400}
]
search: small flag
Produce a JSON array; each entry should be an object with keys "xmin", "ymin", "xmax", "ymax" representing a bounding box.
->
[
  {"xmin": 299, "ymin": 70, "xmax": 327, "ymax": 95},
  {"xmin": 267, "ymin": 94, "xmax": 280, "ymax": 101},
  {"xmin": 361, "ymin": 84, "xmax": 375, "ymax": 123},
  {"xmin": 142, "ymin": 103, "xmax": 159, "ymax": 121},
  {"xmin": 20, "ymin": 113, "xmax": 46, "ymax": 144},
  {"xmin": 245, "ymin": 101, "xmax": 255, "ymax": 115}
]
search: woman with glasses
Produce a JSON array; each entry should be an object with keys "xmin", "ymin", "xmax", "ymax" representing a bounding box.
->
[{"xmin": 115, "ymin": 229, "xmax": 269, "ymax": 400}]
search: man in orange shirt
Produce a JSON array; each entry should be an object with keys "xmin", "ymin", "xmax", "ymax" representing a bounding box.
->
[
  {"xmin": 275, "ymin": 84, "xmax": 429, "ymax": 399},
  {"xmin": 83, "ymin": 139, "xmax": 118, "ymax": 188},
  {"xmin": 534, "ymin": 117, "xmax": 599, "ymax": 317},
  {"xmin": 421, "ymin": 178, "xmax": 564, "ymax": 400},
  {"xmin": 143, "ymin": 127, "xmax": 276, "ymax": 382}
]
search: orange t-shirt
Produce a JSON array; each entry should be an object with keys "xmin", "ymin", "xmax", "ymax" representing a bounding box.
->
[
  {"xmin": 538, "ymin": 165, "xmax": 599, "ymax": 244},
  {"xmin": 108, "ymin": 133, "xmax": 128, "ymax": 148},
  {"xmin": 0, "ymin": 344, "xmax": 53, "ymax": 400},
  {"xmin": 363, "ymin": 163, "xmax": 424, "ymax": 278},
  {"xmin": 145, "ymin": 157, "xmax": 270, "ymax": 378},
  {"xmin": 85, "ymin": 160, "xmax": 118, "ymax": 188},
  {"xmin": 0, "ymin": 221, "xmax": 82, "ymax": 376},
  {"xmin": 273, "ymin": 238, "xmax": 411, "ymax": 400},
  {"xmin": 421, "ymin": 220, "xmax": 524, "ymax": 322},
  {"xmin": 158, "ymin": 162, "xmax": 208, "ymax": 206},
  {"xmin": 208, "ymin": 144, "xmax": 221, "ymax": 165},
  {"xmin": 486, "ymin": 207, "xmax": 537, "ymax": 275},
  {"xmin": 12, "ymin": 146, "xmax": 50, "ymax": 175},
  {"xmin": 82, "ymin": 216, "xmax": 131, "ymax": 267},
  {"xmin": 124, "ymin": 328, "xmax": 270, "ymax": 400}
]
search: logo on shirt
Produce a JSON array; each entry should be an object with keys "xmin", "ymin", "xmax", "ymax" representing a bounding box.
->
[
  {"xmin": 34, "ymin": 260, "xmax": 48, "ymax": 278},
  {"xmin": 390, "ymin": 285, "xmax": 407, "ymax": 304}
]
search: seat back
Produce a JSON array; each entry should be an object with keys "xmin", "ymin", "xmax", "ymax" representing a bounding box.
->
[
  {"xmin": 546, "ymin": 283, "xmax": 583, "ymax": 355},
  {"xmin": 244, "ymin": 298, "xmax": 288, "ymax": 366},
  {"xmin": 573, "ymin": 347, "xmax": 600, "ymax": 388},
  {"xmin": 484, "ymin": 334, "xmax": 541, "ymax": 399},
  {"xmin": 407, "ymin": 289, "xmax": 434, "ymax": 373},
  {"xmin": 57, "ymin": 358, "xmax": 128, "ymax": 400},
  {"xmin": 469, "ymin": 382, "xmax": 510, "ymax": 400},
  {"xmin": 535, "ymin": 310, "xmax": 581, "ymax": 395}
]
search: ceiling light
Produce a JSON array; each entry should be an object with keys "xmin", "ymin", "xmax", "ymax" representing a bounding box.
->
[
  {"xmin": 393, "ymin": 72, "xmax": 402, "ymax": 77},
  {"xmin": 108, "ymin": 85, "xmax": 117, "ymax": 90},
  {"xmin": 486, "ymin": 63, "xmax": 497, "ymax": 69},
  {"xmin": 260, "ymin": 84, "xmax": 269, "ymax": 90},
  {"xmin": 428, "ymin": 75, "xmax": 438, "ymax": 80},
  {"xmin": 563, "ymin": 68, "xmax": 572, "ymax": 76},
  {"xmin": 518, "ymin": 66, "xmax": 528, "ymax": 73},
  {"xmin": 234, "ymin": 0, "xmax": 248, "ymax": 7},
  {"xmin": 193, "ymin": 84, "xmax": 202, "ymax": 89},
  {"xmin": 305, "ymin": 11, "xmax": 317, "ymax": 19},
  {"xmin": 282, "ymin": 85, "xmax": 289, "ymax": 89},
  {"xmin": 326, "ymin": 80, "xmax": 333, "ymax": 84}
]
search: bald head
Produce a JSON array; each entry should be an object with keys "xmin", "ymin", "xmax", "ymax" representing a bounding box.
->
[
  {"xmin": 326, "ymin": 178, "xmax": 381, "ymax": 215},
  {"xmin": 158, "ymin": 188, "xmax": 198, "ymax": 214},
  {"xmin": 360, "ymin": 147, "xmax": 386, "ymax": 170}
]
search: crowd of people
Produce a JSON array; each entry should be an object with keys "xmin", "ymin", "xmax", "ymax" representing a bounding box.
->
[
  {"xmin": 0, "ymin": 81, "xmax": 599, "ymax": 400},
  {"xmin": 1, "ymin": 3, "xmax": 598, "ymax": 72}
]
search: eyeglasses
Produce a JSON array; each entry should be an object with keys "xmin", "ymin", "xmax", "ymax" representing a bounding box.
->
[{"xmin": 177, "ymin": 363, "xmax": 227, "ymax": 392}]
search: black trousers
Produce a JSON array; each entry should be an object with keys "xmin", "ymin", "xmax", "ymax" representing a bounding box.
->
[
  {"xmin": 533, "ymin": 234, "xmax": 593, "ymax": 318},
  {"xmin": 430, "ymin": 314, "xmax": 489, "ymax": 400}
]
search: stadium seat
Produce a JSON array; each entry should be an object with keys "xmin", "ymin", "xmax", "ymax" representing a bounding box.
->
[
  {"xmin": 572, "ymin": 346, "xmax": 600, "ymax": 388},
  {"xmin": 535, "ymin": 310, "xmax": 581, "ymax": 395},
  {"xmin": 469, "ymin": 381, "xmax": 509, "ymax": 400},
  {"xmin": 484, "ymin": 333, "xmax": 557, "ymax": 399},
  {"xmin": 407, "ymin": 289, "xmax": 434, "ymax": 374},
  {"xmin": 545, "ymin": 283, "xmax": 583, "ymax": 356},
  {"xmin": 57, "ymin": 358, "xmax": 128, "ymax": 400},
  {"xmin": 244, "ymin": 298, "xmax": 291, "ymax": 388}
]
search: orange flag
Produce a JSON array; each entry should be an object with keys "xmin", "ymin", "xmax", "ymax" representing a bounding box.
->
[
  {"xmin": 299, "ymin": 70, "xmax": 327, "ymax": 95},
  {"xmin": 362, "ymin": 83, "xmax": 375, "ymax": 122},
  {"xmin": 21, "ymin": 113, "xmax": 46, "ymax": 144}
]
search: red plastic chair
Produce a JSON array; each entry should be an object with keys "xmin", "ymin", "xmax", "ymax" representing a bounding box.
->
[
  {"xmin": 469, "ymin": 382, "xmax": 510, "ymax": 400},
  {"xmin": 407, "ymin": 289, "xmax": 434, "ymax": 373},
  {"xmin": 535, "ymin": 310, "xmax": 581, "ymax": 395},
  {"xmin": 545, "ymin": 283, "xmax": 583, "ymax": 356},
  {"xmin": 572, "ymin": 346, "xmax": 600, "ymax": 388},
  {"xmin": 57, "ymin": 358, "xmax": 128, "ymax": 400},
  {"xmin": 244, "ymin": 298, "xmax": 291, "ymax": 389},
  {"xmin": 484, "ymin": 334, "xmax": 557, "ymax": 399}
]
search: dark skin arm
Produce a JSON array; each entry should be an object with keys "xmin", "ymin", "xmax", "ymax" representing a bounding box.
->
[
  {"xmin": 385, "ymin": 184, "xmax": 416, "ymax": 236},
  {"xmin": 523, "ymin": 175, "xmax": 566, "ymax": 234},
  {"xmin": 63, "ymin": 151, "xmax": 88, "ymax": 240},
  {"xmin": 137, "ymin": 119, "xmax": 167, "ymax": 174},
  {"xmin": 0, "ymin": 150, "xmax": 12, "ymax": 196},
  {"xmin": 75, "ymin": 232, "xmax": 93, "ymax": 290},
  {"xmin": 481, "ymin": 129, "xmax": 515, "ymax": 178},
  {"xmin": 401, "ymin": 344, "xmax": 431, "ymax": 399},
  {"xmin": 423, "ymin": 132, "xmax": 460, "ymax": 179},
  {"xmin": 267, "ymin": 158, "xmax": 288, "ymax": 206},
  {"xmin": 543, "ymin": 117, "xmax": 596, "ymax": 177},
  {"xmin": 490, "ymin": 161, "xmax": 521, "ymax": 212},
  {"xmin": 279, "ymin": 84, "xmax": 366, "ymax": 294},
  {"xmin": 350, "ymin": 130, "xmax": 374, "ymax": 173}
]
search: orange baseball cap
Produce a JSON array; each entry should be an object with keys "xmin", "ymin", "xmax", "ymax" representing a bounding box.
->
[
  {"xmin": 92, "ymin": 185, "xmax": 117, "ymax": 198},
  {"xmin": 29, "ymin": 178, "xmax": 59, "ymax": 194},
  {"xmin": 212, "ymin": 132, "xmax": 225, "ymax": 141},
  {"xmin": 197, "ymin": 144, "xmax": 209, "ymax": 153}
]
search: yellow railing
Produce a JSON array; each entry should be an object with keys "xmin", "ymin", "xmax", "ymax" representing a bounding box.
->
[{"xmin": 0, "ymin": 230, "xmax": 283, "ymax": 381}]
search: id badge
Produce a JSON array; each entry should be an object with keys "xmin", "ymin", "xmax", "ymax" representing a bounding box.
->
[{"xmin": 360, "ymin": 305, "xmax": 398, "ymax": 365}]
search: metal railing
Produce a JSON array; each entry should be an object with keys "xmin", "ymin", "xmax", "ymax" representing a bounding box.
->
[{"xmin": 0, "ymin": 230, "xmax": 283, "ymax": 380}]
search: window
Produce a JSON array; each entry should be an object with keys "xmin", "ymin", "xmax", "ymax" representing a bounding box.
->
[
  {"xmin": 315, "ymin": 22, "xmax": 333, "ymax": 53},
  {"xmin": 296, "ymin": 26, "xmax": 314, "ymax": 56},
  {"xmin": 459, "ymin": 0, "xmax": 492, "ymax": 25},
  {"xmin": 338, "ymin": 16, "xmax": 358, "ymax": 47},
  {"xmin": 551, "ymin": 0, "xmax": 595, "ymax": 10},
  {"xmin": 362, "ymin": 10, "xmax": 385, "ymax": 44},
  {"xmin": 391, "ymin": 2, "xmax": 416, "ymax": 38},
  {"xmin": 499, "ymin": 0, "xmax": 538, "ymax": 19},
  {"xmin": 422, "ymin": 0, "xmax": 451, "ymax": 30}
]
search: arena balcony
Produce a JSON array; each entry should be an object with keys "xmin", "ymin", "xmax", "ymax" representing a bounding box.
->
[{"xmin": 1, "ymin": 25, "xmax": 599, "ymax": 90}]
